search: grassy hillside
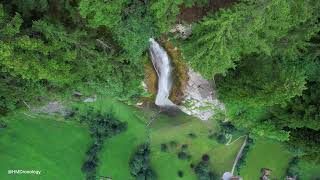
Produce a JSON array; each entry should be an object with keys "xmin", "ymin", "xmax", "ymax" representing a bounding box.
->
[
  {"xmin": 0, "ymin": 112, "xmax": 92, "ymax": 180},
  {"xmin": 149, "ymin": 112, "xmax": 244, "ymax": 179},
  {"xmin": 239, "ymin": 138, "xmax": 294, "ymax": 179},
  {"xmin": 0, "ymin": 97, "xmax": 298, "ymax": 180},
  {"xmin": 78, "ymin": 96, "xmax": 148, "ymax": 179}
]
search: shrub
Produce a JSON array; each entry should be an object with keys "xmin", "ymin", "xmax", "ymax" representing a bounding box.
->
[
  {"xmin": 219, "ymin": 121, "xmax": 236, "ymax": 134},
  {"xmin": 194, "ymin": 160, "xmax": 215, "ymax": 180},
  {"xmin": 130, "ymin": 144, "xmax": 157, "ymax": 180},
  {"xmin": 81, "ymin": 155, "xmax": 98, "ymax": 180},
  {"xmin": 285, "ymin": 157, "xmax": 300, "ymax": 178},
  {"xmin": 160, "ymin": 143, "xmax": 168, "ymax": 152},
  {"xmin": 178, "ymin": 151, "xmax": 191, "ymax": 160},
  {"xmin": 216, "ymin": 133, "xmax": 227, "ymax": 144},
  {"xmin": 0, "ymin": 120, "xmax": 7, "ymax": 129},
  {"xmin": 178, "ymin": 170, "xmax": 184, "ymax": 178},
  {"xmin": 190, "ymin": 163, "xmax": 195, "ymax": 169},
  {"xmin": 79, "ymin": 109, "xmax": 127, "ymax": 179},
  {"xmin": 169, "ymin": 140, "xmax": 178, "ymax": 148},
  {"xmin": 202, "ymin": 154, "xmax": 210, "ymax": 162},
  {"xmin": 188, "ymin": 132, "xmax": 197, "ymax": 138},
  {"xmin": 181, "ymin": 144, "xmax": 188, "ymax": 151}
]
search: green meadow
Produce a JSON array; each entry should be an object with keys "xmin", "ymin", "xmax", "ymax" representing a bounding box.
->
[
  {"xmin": 0, "ymin": 96, "xmax": 299, "ymax": 179},
  {"xmin": 239, "ymin": 138, "xmax": 294, "ymax": 179},
  {"xmin": 0, "ymin": 112, "xmax": 92, "ymax": 180}
]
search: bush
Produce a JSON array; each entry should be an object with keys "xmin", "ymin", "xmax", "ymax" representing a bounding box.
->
[
  {"xmin": 79, "ymin": 109, "xmax": 127, "ymax": 179},
  {"xmin": 181, "ymin": 144, "xmax": 188, "ymax": 151},
  {"xmin": 0, "ymin": 120, "xmax": 7, "ymax": 129},
  {"xmin": 178, "ymin": 170, "xmax": 184, "ymax": 178},
  {"xmin": 190, "ymin": 163, "xmax": 195, "ymax": 169},
  {"xmin": 130, "ymin": 144, "xmax": 157, "ymax": 180},
  {"xmin": 194, "ymin": 160, "xmax": 215, "ymax": 180},
  {"xmin": 160, "ymin": 143, "xmax": 168, "ymax": 152},
  {"xmin": 81, "ymin": 155, "xmax": 98, "ymax": 180},
  {"xmin": 188, "ymin": 133, "xmax": 197, "ymax": 138},
  {"xmin": 169, "ymin": 140, "xmax": 178, "ymax": 148},
  {"xmin": 285, "ymin": 157, "xmax": 300, "ymax": 178},
  {"xmin": 216, "ymin": 133, "xmax": 227, "ymax": 144},
  {"xmin": 219, "ymin": 121, "xmax": 236, "ymax": 134},
  {"xmin": 202, "ymin": 154, "xmax": 210, "ymax": 162},
  {"xmin": 178, "ymin": 151, "xmax": 191, "ymax": 160}
]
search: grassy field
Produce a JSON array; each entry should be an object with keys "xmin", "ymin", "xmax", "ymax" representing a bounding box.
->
[
  {"xmin": 149, "ymin": 112, "xmax": 244, "ymax": 179},
  {"xmin": 78, "ymin": 96, "xmax": 244, "ymax": 179},
  {"xmin": 78, "ymin": 96, "xmax": 148, "ymax": 179},
  {"xmin": 0, "ymin": 112, "xmax": 92, "ymax": 180},
  {"xmin": 239, "ymin": 138, "xmax": 294, "ymax": 179},
  {"xmin": 0, "ymin": 96, "xmax": 295, "ymax": 180}
]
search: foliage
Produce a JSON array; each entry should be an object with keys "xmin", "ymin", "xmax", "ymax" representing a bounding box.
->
[
  {"xmin": 150, "ymin": 0, "xmax": 209, "ymax": 33},
  {"xmin": 270, "ymin": 81, "xmax": 320, "ymax": 130},
  {"xmin": 79, "ymin": 109, "xmax": 127, "ymax": 179},
  {"xmin": 216, "ymin": 133, "xmax": 227, "ymax": 144},
  {"xmin": 0, "ymin": 2, "xmax": 146, "ymax": 116},
  {"xmin": 177, "ymin": 151, "xmax": 191, "ymax": 160},
  {"xmin": 216, "ymin": 55, "xmax": 313, "ymax": 141},
  {"xmin": 285, "ymin": 157, "xmax": 300, "ymax": 178},
  {"xmin": 177, "ymin": 170, "xmax": 184, "ymax": 177},
  {"xmin": 150, "ymin": 0, "xmax": 183, "ymax": 33},
  {"xmin": 217, "ymin": 57, "xmax": 306, "ymax": 108},
  {"xmin": 286, "ymin": 128, "xmax": 320, "ymax": 155},
  {"xmin": 181, "ymin": 0, "xmax": 320, "ymax": 77},
  {"xmin": 160, "ymin": 143, "xmax": 168, "ymax": 152},
  {"xmin": 178, "ymin": 0, "xmax": 320, "ymax": 141},
  {"xmin": 129, "ymin": 143, "xmax": 157, "ymax": 180},
  {"xmin": 79, "ymin": 0, "xmax": 128, "ymax": 29},
  {"xmin": 286, "ymin": 155, "xmax": 320, "ymax": 180},
  {"xmin": 79, "ymin": 0, "xmax": 155, "ymax": 62},
  {"xmin": 194, "ymin": 160, "xmax": 215, "ymax": 180},
  {"xmin": 218, "ymin": 121, "xmax": 236, "ymax": 134}
]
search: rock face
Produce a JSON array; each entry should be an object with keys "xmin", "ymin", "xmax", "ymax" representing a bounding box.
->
[
  {"xmin": 32, "ymin": 101, "xmax": 70, "ymax": 116},
  {"xmin": 178, "ymin": 68, "xmax": 224, "ymax": 120},
  {"xmin": 170, "ymin": 24, "xmax": 192, "ymax": 39}
]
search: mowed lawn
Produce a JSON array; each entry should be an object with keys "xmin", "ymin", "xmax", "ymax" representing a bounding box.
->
[
  {"xmin": 0, "ymin": 112, "xmax": 92, "ymax": 180},
  {"xmin": 75, "ymin": 96, "xmax": 148, "ymax": 180},
  {"xmin": 239, "ymin": 138, "xmax": 294, "ymax": 179},
  {"xmin": 149, "ymin": 112, "xmax": 244, "ymax": 180}
]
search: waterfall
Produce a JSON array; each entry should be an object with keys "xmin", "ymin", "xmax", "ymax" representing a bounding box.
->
[{"xmin": 149, "ymin": 38, "xmax": 176, "ymax": 107}]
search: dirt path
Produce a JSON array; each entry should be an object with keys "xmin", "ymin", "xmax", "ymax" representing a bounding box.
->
[{"xmin": 231, "ymin": 136, "xmax": 247, "ymax": 174}]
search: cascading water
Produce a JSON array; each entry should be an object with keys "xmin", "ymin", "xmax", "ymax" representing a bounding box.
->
[{"xmin": 149, "ymin": 38, "xmax": 176, "ymax": 107}]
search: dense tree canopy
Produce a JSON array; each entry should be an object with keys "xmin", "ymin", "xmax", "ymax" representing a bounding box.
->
[
  {"xmin": 178, "ymin": 0, "xmax": 320, "ymax": 141},
  {"xmin": 182, "ymin": 0, "xmax": 320, "ymax": 77}
]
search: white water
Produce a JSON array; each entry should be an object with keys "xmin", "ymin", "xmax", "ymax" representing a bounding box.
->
[{"xmin": 149, "ymin": 38, "xmax": 176, "ymax": 107}]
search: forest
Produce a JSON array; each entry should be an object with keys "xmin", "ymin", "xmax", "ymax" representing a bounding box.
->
[{"xmin": 0, "ymin": 0, "xmax": 320, "ymax": 180}]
